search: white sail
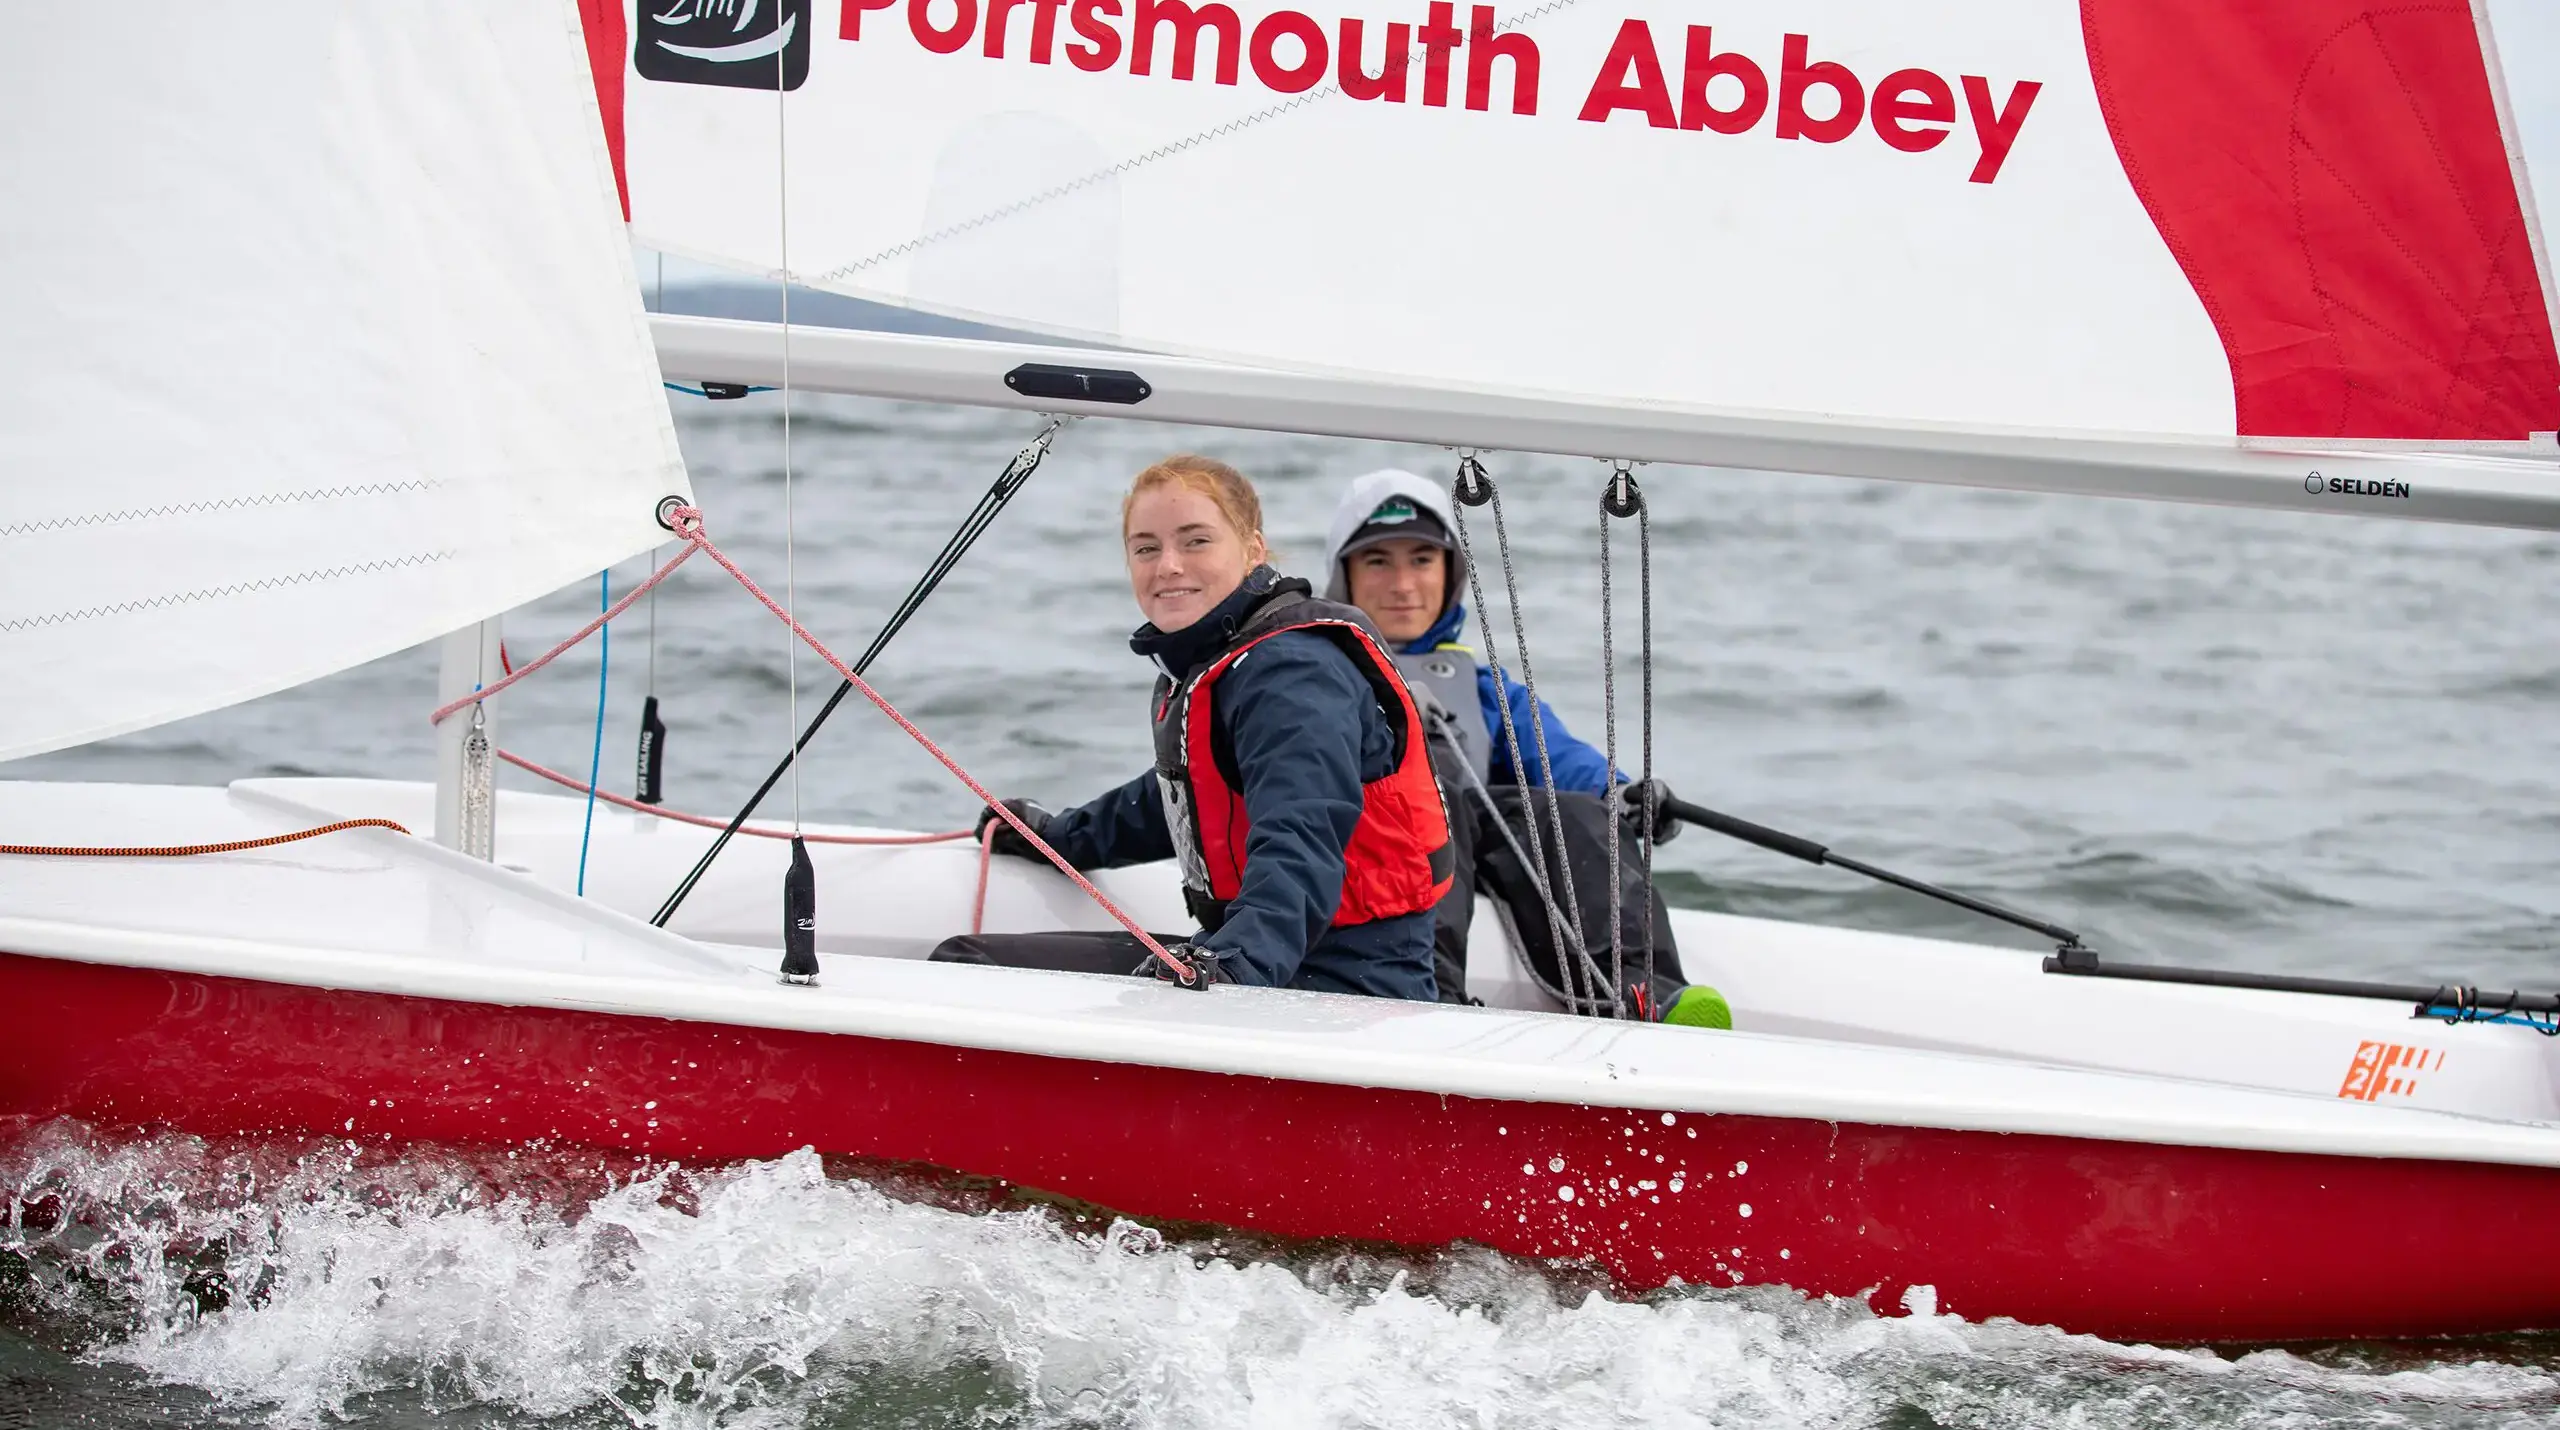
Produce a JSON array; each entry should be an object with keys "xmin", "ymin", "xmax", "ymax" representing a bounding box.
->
[
  {"xmin": 609, "ymin": 0, "xmax": 2558, "ymax": 449},
  {"xmin": 0, "ymin": 1, "xmax": 690, "ymax": 763}
]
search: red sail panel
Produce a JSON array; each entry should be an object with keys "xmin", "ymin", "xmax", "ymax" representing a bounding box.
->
[
  {"xmin": 2083, "ymin": 0, "xmax": 2558, "ymax": 441},
  {"xmin": 577, "ymin": 0, "xmax": 631, "ymax": 219}
]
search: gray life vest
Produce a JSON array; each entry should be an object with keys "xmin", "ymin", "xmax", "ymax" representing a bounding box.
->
[{"xmin": 1392, "ymin": 645, "xmax": 1493, "ymax": 785}]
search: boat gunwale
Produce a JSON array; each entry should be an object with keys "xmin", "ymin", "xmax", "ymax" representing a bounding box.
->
[{"xmin": 6, "ymin": 902, "xmax": 2559, "ymax": 1172}]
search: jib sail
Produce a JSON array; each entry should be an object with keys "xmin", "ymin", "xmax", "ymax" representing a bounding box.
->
[{"xmin": 0, "ymin": 2, "xmax": 690, "ymax": 762}]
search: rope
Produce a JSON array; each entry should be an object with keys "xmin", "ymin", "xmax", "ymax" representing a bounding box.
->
[
  {"xmin": 649, "ymin": 416, "xmax": 1074, "ymax": 929},
  {"xmin": 1599, "ymin": 463, "xmax": 1654, "ymax": 1020},
  {"xmin": 577, "ymin": 568, "xmax": 609, "ymax": 895},
  {"xmin": 1601, "ymin": 475, "xmax": 1622, "ymax": 1014},
  {"xmin": 971, "ymin": 823, "xmax": 1000, "ymax": 934},
  {"xmin": 1637, "ymin": 474, "xmax": 1656, "ymax": 1015},
  {"xmin": 1447, "ymin": 456, "xmax": 1564, "ymax": 991},
  {"xmin": 2419, "ymin": 1002, "xmax": 2560, "ymax": 1034},
  {"xmin": 1429, "ymin": 706, "xmax": 1608, "ymax": 1012},
  {"xmin": 495, "ymin": 748, "xmax": 971, "ymax": 847},
  {"xmin": 422, "ymin": 500, "xmax": 1181, "ymax": 979},
  {"xmin": 1447, "ymin": 455, "xmax": 1615, "ymax": 1012},
  {"xmin": 430, "ymin": 544, "xmax": 698, "ymax": 727},
  {"xmin": 0, "ymin": 819, "xmax": 409, "ymax": 858},
  {"xmin": 499, "ymin": 747, "xmax": 1002, "ymax": 939},
  {"xmin": 666, "ymin": 507, "xmax": 1189, "ymax": 980}
]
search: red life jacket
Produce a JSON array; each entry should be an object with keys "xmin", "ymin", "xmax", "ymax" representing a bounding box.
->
[{"xmin": 1152, "ymin": 588, "xmax": 1455, "ymax": 932}]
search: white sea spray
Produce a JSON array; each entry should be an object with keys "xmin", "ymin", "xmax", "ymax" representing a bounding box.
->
[{"xmin": 3, "ymin": 1120, "xmax": 2555, "ymax": 1430}]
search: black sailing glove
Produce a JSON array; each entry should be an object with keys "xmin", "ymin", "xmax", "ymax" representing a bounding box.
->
[
  {"xmin": 1615, "ymin": 778, "xmax": 1682, "ymax": 845},
  {"xmin": 975, "ymin": 798, "xmax": 1057, "ymax": 861},
  {"xmin": 1135, "ymin": 941, "xmax": 1228, "ymax": 989}
]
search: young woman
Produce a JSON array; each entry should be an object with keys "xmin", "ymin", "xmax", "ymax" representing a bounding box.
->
[{"xmin": 929, "ymin": 454, "xmax": 1453, "ymax": 1000}]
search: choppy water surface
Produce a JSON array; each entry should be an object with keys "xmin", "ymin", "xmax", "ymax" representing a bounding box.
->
[
  {"xmin": 9, "ymin": 1119, "xmax": 2560, "ymax": 1430},
  {"xmin": 7, "ymin": 393, "xmax": 2560, "ymax": 1425}
]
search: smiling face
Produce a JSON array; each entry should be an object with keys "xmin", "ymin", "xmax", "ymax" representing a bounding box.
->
[
  {"xmin": 1344, "ymin": 538, "xmax": 1449, "ymax": 645},
  {"xmin": 1124, "ymin": 483, "xmax": 1268, "ymax": 632}
]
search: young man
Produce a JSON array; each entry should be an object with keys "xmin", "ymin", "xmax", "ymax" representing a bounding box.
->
[
  {"xmin": 1322, "ymin": 468, "xmax": 1728, "ymax": 1027},
  {"xmin": 1322, "ymin": 469, "xmax": 1613, "ymax": 793}
]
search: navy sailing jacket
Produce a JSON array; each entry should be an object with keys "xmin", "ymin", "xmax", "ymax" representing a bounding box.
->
[{"xmin": 1036, "ymin": 570, "xmax": 1438, "ymax": 1001}]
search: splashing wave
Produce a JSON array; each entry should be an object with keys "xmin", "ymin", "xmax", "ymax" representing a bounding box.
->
[{"xmin": 4, "ymin": 1119, "xmax": 2555, "ymax": 1429}]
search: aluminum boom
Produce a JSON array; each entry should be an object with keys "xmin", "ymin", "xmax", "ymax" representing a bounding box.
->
[{"xmin": 654, "ymin": 316, "xmax": 2560, "ymax": 532}]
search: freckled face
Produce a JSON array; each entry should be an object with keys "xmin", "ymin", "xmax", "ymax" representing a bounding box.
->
[{"xmin": 1124, "ymin": 486, "xmax": 1267, "ymax": 632}]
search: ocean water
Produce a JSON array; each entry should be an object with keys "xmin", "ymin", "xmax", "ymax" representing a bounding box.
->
[
  {"xmin": 10, "ymin": 1118, "xmax": 2560, "ymax": 1430},
  {"xmin": 6, "ymin": 390, "xmax": 2560, "ymax": 1425}
]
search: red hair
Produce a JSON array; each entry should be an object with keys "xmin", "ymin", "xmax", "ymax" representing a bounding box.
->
[{"xmin": 1122, "ymin": 454, "xmax": 1264, "ymax": 543}]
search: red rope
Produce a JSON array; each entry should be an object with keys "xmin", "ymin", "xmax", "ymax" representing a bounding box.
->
[
  {"xmin": 429, "ymin": 544, "xmax": 698, "ymax": 727},
  {"xmin": 971, "ymin": 823, "xmax": 999, "ymax": 935},
  {"xmin": 494, "ymin": 747, "xmax": 972, "ymax": 847},
  {"xmin": 423, "ymin": 506, "xmax": 1172, "ymax": 977},
  {"xmin": 0, "ymin": 818, "xmax": 409, "ymax": 858},
  {"xmin": 663, "ymin": 507, "xmax": 1186, "ymax": 979}
]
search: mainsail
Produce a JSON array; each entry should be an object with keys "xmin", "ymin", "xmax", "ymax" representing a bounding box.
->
[
  {"xmin": 602, "ymin": 0, "xmax": 2557, "ymax": 447},
  {"xmin": 0, "ymin": 2, "xmax": 691, "ymax": 763}
]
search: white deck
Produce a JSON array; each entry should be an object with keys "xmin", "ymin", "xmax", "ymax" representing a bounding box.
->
[{"xmin": 3, "ymin": 776, "xmax": 2557, "ymax": 1169}]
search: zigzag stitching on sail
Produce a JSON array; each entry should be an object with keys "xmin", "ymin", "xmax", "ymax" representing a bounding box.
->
[
  {"xmin": 0, "ymin": 552, "xmax": 453, "ymax": 632},
  {"xmin": 0, "ymin": 481, "xmax": 445, "ymax": 540},
  {"xmin": 815, "ymin": 0, "xmax": 1588, "ymax": 283}
]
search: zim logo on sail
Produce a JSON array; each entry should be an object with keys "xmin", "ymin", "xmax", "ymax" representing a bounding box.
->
[{"xmin": 638, "ymin": 0, "xmax": 810, "ymax": 90}]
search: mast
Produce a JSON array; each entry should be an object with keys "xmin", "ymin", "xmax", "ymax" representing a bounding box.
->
[{"xmin": 433, "ymin": 620, "xmax": 505, "ymax": 859}]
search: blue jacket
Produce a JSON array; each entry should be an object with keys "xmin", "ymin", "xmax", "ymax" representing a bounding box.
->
[
  {"xmin": 1036, "ymin": 573, "xmax": 1438, "ymax": 1001},
  {"xmin": 1404, "ymin": 602, "xmax": 1617, "ymax": 795}
]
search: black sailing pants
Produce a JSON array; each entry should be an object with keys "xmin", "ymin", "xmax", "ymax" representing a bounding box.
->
[{"xmin": 927, "ymin": 931, "xmax": 1187, "ymax": 978}]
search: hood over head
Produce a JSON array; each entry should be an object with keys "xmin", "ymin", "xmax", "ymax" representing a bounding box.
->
[{"xmin": 1322, "ymin": 469, "xmax": 1470, "ymax": 631}]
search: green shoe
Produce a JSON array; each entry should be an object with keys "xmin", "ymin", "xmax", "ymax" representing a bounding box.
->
[{"xmin": 1662, "ymin": 985, "xmax": 1732, "ymax": 1030}]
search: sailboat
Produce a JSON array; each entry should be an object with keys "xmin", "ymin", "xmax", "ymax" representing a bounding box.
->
[{"xmin": 6, "ymin": 0, "xmax": 2560, "ymax": 1343}]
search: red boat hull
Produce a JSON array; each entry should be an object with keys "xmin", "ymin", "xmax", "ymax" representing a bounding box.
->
[{"xmin": 2, "ymin": 949, "xmax": 2553, "ymax": 1341}]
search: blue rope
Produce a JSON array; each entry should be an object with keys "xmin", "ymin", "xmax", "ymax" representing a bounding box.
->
[
  {"xmin": 2418, "ymin": 1004, "xmax": 2560, "ymax": 1034},
  {"xmin": 576, "ymin": 568, "xmax": 608, "ymax": 896},
  {"xmin": 663, "ymin": 382, "xmax": 776, "ymax": 398}
]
